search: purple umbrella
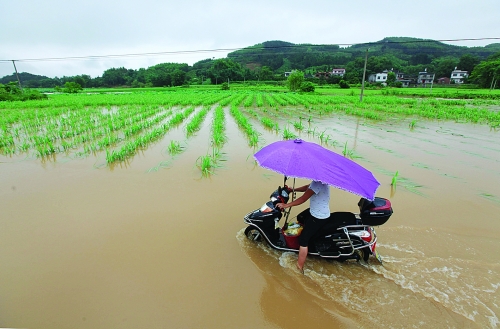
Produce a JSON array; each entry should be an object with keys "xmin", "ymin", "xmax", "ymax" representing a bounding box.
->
[{"xmin": 254, "ymin": 139, "xmax": 380, "ymax": 200}]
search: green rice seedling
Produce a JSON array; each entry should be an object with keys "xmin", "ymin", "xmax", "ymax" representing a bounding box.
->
[
  {"xmin": 35, "ymin": 142, "xmax": 57, "ymax": 157},
  {"xmin": 409, "ymin": 119, "xmax": 417, "ymax": 129},
  {"xmin": 17, "ymin": 141, "xmax": 30, "ymax": 152},
  {"xmin": 261, "ymin": 117, "xmax": 279, "ymax": 131},
  {"xmin": 2, "ymin": 146, "xmax": 16, "ymax": 155},
  {"xmin": 479, "ymin": 192, "xmax": 500, "ymax": 204},
  {"xmin": 247, "ymin": 109, "xmax": 258, "ymax": 118},
  {"xmin": 248, "ymin": 133, "xmax": 259, "ymax": 147},
  {"xmin": 185, "ymin": 106, "xmax": 210, "ymax": 137},
  {"xmin": 229, "ymin": 105, "xmax": 260, "ymax": 147},
  {"xmin": 212, "ymin": 106, "xmax": 226, "ymax": 148},
  {"xmin": 342, "ymin": 141, "xmax": 355, "ymax": 158},
  {"xmin": 292, "ymin": 119, "xmax": 304, "ymax": 131},
  {"xmin": 307, "ymin": 126, "xmax": 317, "ymax": 137},
  {"xmin": 282, "ymin": 126, "xmax": 297, "ymax": 140},
  {"xmin": 197, "ymin": 154, "xmax": 216, "ymax": 176},
  {"xmin": 391, "ymin": 171, "xmax": 399, "ymax": 188},
  {"xmin": 256, "ymin": 93, "xmax": 264, "ymax": 107},
  {"xmin": 167, "ymin": 140, "xmax": 183, "ymax": 155},
  {"xmin": 318, "ymin": 130, "xmax": 328, "ymax": 143},
  {"xmin": 264, "ymin": 94, "xmax": 276, "ymax": 107},
  {"xmin": 243, "ymin": 94, "xmax": 254, "ymax": 107}
]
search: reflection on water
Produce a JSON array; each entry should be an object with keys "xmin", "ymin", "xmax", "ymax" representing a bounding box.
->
[{"xmin": 1, "ymin": 110, "xmax": 499, "ymax": 328}]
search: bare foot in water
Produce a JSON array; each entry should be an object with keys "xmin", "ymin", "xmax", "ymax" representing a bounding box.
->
[{"xmin": 296, "ymin": 263, "xmax": 304, "ymax": 274}]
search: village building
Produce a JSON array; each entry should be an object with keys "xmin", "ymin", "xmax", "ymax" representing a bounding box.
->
[
  {"xmin": 314, "ymin": 72, "xmax": 331, "ymax": 78},
  {"xmin": 438, "ymin": 77, "xmax": 450, "ymax": 84},
  {"xmin": 417, "ymin": 70, "xmax": 435, "ymax": 86},
  {"xmin": 450, "ymin": 68, "xmax": 468, "ymax": 84},
  {"xmin": 368, "ymin": 70, "xmax": 388, "ymax": 84},
  {"xmin": 331, "ymin": 68, "xmax": 345, "ymax": 77}
]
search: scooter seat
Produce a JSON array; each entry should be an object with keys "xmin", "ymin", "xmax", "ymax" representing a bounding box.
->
[
  {"xmin": 297, "ymin": 209, "xmax": 359, "ymax": 237},
  {"xmin": 317, "ymin": 212, "xmax": 359, "ymax": 236}
]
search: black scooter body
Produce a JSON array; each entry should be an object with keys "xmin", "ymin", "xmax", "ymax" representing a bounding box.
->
[{"xmin": 243, "ymin": 187, "xmax": 393, "ymax": 263}]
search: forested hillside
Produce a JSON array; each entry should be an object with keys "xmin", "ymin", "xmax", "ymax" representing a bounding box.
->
[{"xmin": 1, "ymin": 37, "xmax": 499, "ymax": 89}]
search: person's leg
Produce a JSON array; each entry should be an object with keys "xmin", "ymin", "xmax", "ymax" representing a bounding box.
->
[{"xmin": 297, "ymin": 246, "xmax": 308, "ymax": 273}]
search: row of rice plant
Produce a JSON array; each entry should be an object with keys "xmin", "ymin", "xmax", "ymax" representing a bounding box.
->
[
  {"xmin": 5, "ymin": 105, "xmax": 168, "ymax": 157},
  {"xmin": 197, "ymin": 106, "xmax": 227, "ymax": 176},
  {"xmin": 185, "ymin": 106, "xmax": 211, "ymax": 137},
  {"xmin": 2, "ymin": 89, "xmax": 499, "ymax": 162},
  {"xmin": 105, "ymin": 106, "xmax": 194, "ymax": 163},
  {"xmin": 229, "ymin": 105, "xmax": 260, "ymax": 147}
]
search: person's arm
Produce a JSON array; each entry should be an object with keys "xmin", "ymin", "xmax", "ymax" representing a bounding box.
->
[
  {"xmin": 277, "ymin": 188, "xmax": 314, "ymax": 210},
  {"xmin": 292, "ymin": 184, "xmax": 309, "ymax": 193}
]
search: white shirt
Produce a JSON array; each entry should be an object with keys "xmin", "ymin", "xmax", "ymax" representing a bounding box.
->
[{"xmin": 308, "ymin": 181, "xmax": 330, "ymax": 219}]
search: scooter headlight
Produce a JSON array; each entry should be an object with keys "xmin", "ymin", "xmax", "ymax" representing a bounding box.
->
[{"xmin": 259, "ymin": 203, "xmax": 273, "ymax": 213}]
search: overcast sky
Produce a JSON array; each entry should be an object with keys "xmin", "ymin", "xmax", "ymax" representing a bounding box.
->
[{"xmin": 1, "ymin": 0, "xmax": 499, "ymax": 78}]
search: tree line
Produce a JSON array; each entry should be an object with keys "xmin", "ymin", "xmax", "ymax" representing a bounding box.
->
[{"xmin": 1, "ymin": 37, "xmax": 499, "ymax": 90}]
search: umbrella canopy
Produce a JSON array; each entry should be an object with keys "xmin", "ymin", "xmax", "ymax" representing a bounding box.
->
[{"xmin": 254, "ymin": 139, "xmax": 380, "ymax": 200}]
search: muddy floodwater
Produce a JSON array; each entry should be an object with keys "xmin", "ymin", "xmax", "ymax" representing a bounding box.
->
[{"xmin": 1, "ymin": 111, "xmax": 499, "ymax": 329}]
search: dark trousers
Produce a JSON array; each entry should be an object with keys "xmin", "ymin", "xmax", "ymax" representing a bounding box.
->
[{"xmin": 297, "ymin": 208, "xmax": 329, "ymax": 247}]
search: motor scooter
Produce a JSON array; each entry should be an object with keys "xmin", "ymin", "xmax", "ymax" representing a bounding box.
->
[{"xmin": 243, "ymin": 185, "xmax": 393, "ymax": 263}]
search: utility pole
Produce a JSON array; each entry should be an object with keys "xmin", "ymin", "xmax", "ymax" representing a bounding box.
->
[
  {"xmin": 360, "ymin": 49, "xmax": 368, "ymax": 102},
  {"xmin": 12, "ymin": 60, "xmax": 23, "ymax": 93},
  {"xmin": 490, "ymin": 77, "xmax": 497, "ymax": 91}
]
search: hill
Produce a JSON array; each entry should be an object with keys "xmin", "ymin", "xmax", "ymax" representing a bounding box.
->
[
  {"xmin": 1, "ymin": 37, "xmax": 499, "ymax": 87},
  {"xmin": 227, "ymin": 37, "xmax": 500, "ymax": 73}
]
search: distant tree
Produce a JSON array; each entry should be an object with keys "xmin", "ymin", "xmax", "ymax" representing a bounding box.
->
[
  {"xmin": 39, "ymin": 78, "xmax": 56, "ymax": 88},
  {"xmin": 145, "ymin": 63, "xmax": 188, "ymax": 87},
  {"xmin": 102, "ymin": 67, "xmax": 126, "ymax": 86},
  {"xmin": 0, "ymin": 82, "xmax": 47, "ymax": 101},
  {"xmin": 286, "ymin": 70, "xmax": 304, "ymax": 91},
  {"xmin": 326, "ymin": 74, "xmax": 341, "ymax": 84},
  {"xmin": 63, "ymin": 82, "xmax": 82, "ymax": 93},
  {"xmin": 171, "ymin": 69, "xmax": 186, "ymax": 86},
  {"xmin": 339, "ymin": 80, "xmax": 350, "ymax": 89},
  {"xmin": 299, "ymin": 81, "xmax": 315, "ymax": 92},
  {"xmin": 208, "ymin": 59, "xmax": 244, "ymax": 84},
  {"xmin": 387, "ymin": 71, "xmax": 397, "ymax": 86},
  {"xmin": 410, "ymin": 53, "xmax": 433, "ymax": 65},
  {"xmin": 259, "ymin": 66, "xmax": 274, "ymax": 81},
  {"xmin": 458, "ymin": 54, "xmax": 480, "ymax": 74},
  {"xmin": 74, "ymin": 76, "xmax": 86, "ymax": 88},
  {"xmin": 469, "ymin": 53, "xmax": 500, "ymax": 88},
  {"xmin": 367, "ymin": 55, "xmax": 403, "ymax": 75},
  {"xmin": 432, "ymin": 56, "xmax": 459, "ymax": 78},
  {"xmin": 344, "ymin": 57, "xmax": 365, "ymax": 84}
]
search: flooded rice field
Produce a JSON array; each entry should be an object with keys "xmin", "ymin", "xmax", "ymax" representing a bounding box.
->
[{"xmin": 1, "ymin": 101, "xmax": 499, "ymax": 328}]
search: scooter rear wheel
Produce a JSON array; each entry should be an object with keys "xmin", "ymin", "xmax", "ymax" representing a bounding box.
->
[
  {"xmin": 355, "ymin": 247, "xmax": 371, "ymax": 263},
  {"xmin": 244, "ymin": 226, "xmax": 263, "ymax": 242}
]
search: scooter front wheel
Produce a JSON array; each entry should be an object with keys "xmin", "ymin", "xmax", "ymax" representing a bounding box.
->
[{"xmin": 244, "ymin": 226, "xmax": 263, "ymax": 242}]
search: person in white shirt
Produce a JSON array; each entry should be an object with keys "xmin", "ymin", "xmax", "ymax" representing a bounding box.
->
[{"xmin": 277, "ymin": 180, "xmax": 330, "ymax": 273}]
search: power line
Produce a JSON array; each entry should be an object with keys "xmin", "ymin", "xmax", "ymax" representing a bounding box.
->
[{"xmin": 1, "ymin": 37, "xmax": 498, "ymax": 63}]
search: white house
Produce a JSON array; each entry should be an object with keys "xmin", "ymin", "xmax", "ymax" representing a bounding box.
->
[
  {"xmin": 417, "ymin": 70, "xmax": 435, "ymax": 86},
  {"xmin": 331, "ymin": 68, "xmax": 345, "ymax": 77},
  {"xmin": 450, "ymin": 68, "xmax": 468, "ymax": 84},
  {"xmin": 368, "ymin": 70, "xmax": 388, "ymax": 84}
]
